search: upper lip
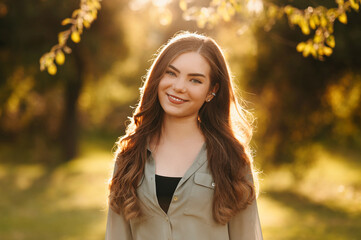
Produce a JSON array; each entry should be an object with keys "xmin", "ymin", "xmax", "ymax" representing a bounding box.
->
[{"xmin": 167, "ymin": 93, "xmax": 188, "ymax": 101}]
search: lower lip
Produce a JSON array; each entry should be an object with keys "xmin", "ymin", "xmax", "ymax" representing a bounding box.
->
[{"xmin": 167, "ymin": 94, "xmax": 187, "ymax": 104}]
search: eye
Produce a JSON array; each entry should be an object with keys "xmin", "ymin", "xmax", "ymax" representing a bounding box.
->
[
  {"xmin": 165, "ymin": 70, "xmax": 176, "ymax": 77},
  {"xmin": 190, "ymin": 79, "xmax": 202, "ymax": 84}
]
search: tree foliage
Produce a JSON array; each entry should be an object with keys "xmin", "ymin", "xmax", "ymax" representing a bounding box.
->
[
  {"xmin": 40, "ymin": 0, "xmax": 360, "ymax": 74},
  {"xmin": 39, "ymin": 0, "xmax": 101, "ymax": 75},
  {"xmin": 179, "ymin": 0, "xmax": 360, "ymax": 60}
]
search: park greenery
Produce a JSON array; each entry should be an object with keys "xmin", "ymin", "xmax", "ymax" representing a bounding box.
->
[{"xmin": 0, "ymin": 0, "xmax": 360, "ymax": 239}]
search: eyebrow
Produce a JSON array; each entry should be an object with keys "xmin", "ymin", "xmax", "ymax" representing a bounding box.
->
[{"xmin": 168, "ymin": 64, "xmax": 207, "ymax": 79}]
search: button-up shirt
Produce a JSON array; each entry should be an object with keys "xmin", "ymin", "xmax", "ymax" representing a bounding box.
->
[{"xmin": 106, "ymin": 144, "xmax": 263, "ymax": 240}]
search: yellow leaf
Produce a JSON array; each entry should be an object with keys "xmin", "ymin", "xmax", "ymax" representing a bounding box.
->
[
  {"xmin": 71, "ymin": 31, "xmax": 81, "ymax": 43},
  {"xmin": 301, "ymin": 24, "xmax": 310, "ymax": 35},
  {"xmin": 309, "ymin": 18, "xmax": 316, "ymax": 29},
  {"xmin": 55, "ymin": 51, "xmax": 65, "ymax": 65},
  {"xmin": 93, "ymin": 0, "xmax": 101, "ymax": 9},
  {"xmin": 290, "ymin": 14, "xmax": 301, "ymax": 24},
  {"xmin": 317, "ymin": 47, "xmax": 324, "ymax": 56},
  {"xmin": 61, "ymin": 18, "xmax": 73, "ymax": 26},
  {"xmin": 336, "ymin": 0, "xmax": 344, "ymax": 5},
  {"xmin": 91, "ymin": 10, "xmax": 98, "ymax": 20},
  {"xmin": 303, "ymin": 44, "xmax": 311, "ymax": 57},
  {"xmin": 338, "ymin": 13, "xmax": 347, "ymax": 24},
  {"xmin": 326, "ymin": 36, "xmax": 335, "ymax": 48},
  {"xmin": 320, "ymin": 16, "xmax": 327, "ymax": 27},
  {"xmin": 296, "ymin": 42, "xmax": 306, "ymax": 52},
  {"xmin": 47, "ymin": 64, "xmax": 57, "ymax": 75},
  {"xmin": 350, "ymin": 0, "xmax": 359, "ymax": 10},
  {"xmin": 326, "ymin": 26, "xmax": 334, "ymax": 34},
  {"xmin": 179, "ymin": 0, "xmax": 187, "ymax": 11},
  {"xmin": 83, "ymin": 20, "xmax": 91, "ymax": 28},
  {"xmin": 312, "ymin": 15, "xmax": 320, "ymax": 25},
  {"xmin": 58, "ymin": 32, "xmax": 67, "ymax": 46},
  {"xmin": 310, "ymin": 46, "xmax": 317, "ymax": 57},
  {"xmin": 284, "ymin": 6, "xmax": 293, "ymax": 15},
  {"xmin": 72, "ymin": 9, "xmax": 81, "ymax": 18},
  {"xmin": 323, "ymin": 46, "xmax": 333, "ymax": 56},
  {"xmin": 314, "ymin": 34, "xmax": 322, "ymax": 43}
]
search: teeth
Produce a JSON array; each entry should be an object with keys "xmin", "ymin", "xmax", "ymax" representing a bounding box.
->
[{"xmin": 169, "ymin": 95, "xmax": 184, "ymax": 102}]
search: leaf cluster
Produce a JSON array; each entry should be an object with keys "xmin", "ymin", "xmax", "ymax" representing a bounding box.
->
[
  {"xmin": 39, "ymin": 0, "xmax": 101, "ymax": 75},
  {"xmin": 178, "ymin": 0, "xmax": 360, "ymax": 60}
]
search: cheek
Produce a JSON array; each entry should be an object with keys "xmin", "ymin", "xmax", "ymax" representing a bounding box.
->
[
  {"xmin": 189, "ymin": 88, "xmax": 209, "ymax": 101},
  {"xmin": 158, "ymin": 77, "xmax": 171, "ymax": 92}
]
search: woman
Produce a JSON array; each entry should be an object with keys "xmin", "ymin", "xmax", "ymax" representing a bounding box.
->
[{"xmin": 106, "ymin": 32, "xmax": 263, "ymax": 240}]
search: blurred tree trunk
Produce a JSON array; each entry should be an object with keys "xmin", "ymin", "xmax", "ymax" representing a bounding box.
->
[{"xmin": 60, "ymin": 47, "xmax": 84, "ymax": 161}]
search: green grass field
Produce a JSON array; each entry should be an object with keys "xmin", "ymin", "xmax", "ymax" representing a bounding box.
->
[{"xmin": 0, "ymin": 138, "xmax": 360, "ymax": 240}]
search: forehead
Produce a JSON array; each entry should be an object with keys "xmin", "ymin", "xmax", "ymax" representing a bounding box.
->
[{"xmin": 169, "ymin": 52, "xmax": 211, "ymax": 76}]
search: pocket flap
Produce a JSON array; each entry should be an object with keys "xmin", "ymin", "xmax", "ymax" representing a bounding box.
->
[{"xmin": 194, "ymin": 173, "xmax": 215, "ymax": 189}]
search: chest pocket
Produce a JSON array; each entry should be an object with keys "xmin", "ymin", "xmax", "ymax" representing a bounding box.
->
[{"xmin": 183, "ymin": 172, "xmax": 216, "ymax": 225}]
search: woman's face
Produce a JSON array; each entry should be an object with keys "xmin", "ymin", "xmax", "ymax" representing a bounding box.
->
[{"xmin": 157, "ymin": 51, "xmax": 214, "ymax": 120}]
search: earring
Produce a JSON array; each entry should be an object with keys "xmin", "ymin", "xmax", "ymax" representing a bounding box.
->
[{"xmin": 206, "ymin": 92, "xmax": 216, "ymax": 102}]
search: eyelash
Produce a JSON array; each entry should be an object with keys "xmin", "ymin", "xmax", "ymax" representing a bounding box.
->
[
  {"xmin": 191, "ymin": 79, "xmax": 202, "ymax": 84},
  {"xmin": 166, "ymin": 70, "xmax": 202, "ymax": 84},
  {"xmin": 166, "ymin": 70, "xmax": 176, "ymax": 77}
]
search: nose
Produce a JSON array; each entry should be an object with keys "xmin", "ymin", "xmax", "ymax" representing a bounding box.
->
[{"xmin": 172, "ymin": 77, "xmax": 186, "ymax": 93}]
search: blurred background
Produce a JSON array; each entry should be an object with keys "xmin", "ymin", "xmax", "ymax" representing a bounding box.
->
[{"xmin": 0, "ymin": 0, "xmax": 360, "ymax": 239}]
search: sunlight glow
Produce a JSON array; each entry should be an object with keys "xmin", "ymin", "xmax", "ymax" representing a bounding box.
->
[
  {"xmin": 247, "ymin": 0, "xmax": 264, "ymax": 14},
  {"xmin": 152, "ymin": 0, "xmax": 172, "ymax": 8},
  {"xmin": 129, "ymin": 0, "xmax": 173, "ymax": 11}
]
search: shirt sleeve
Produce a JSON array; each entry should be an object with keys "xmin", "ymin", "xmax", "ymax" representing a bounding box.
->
[
  {"xmin": 228, "ymin": 170, "xmax": 263, "ymax": 240},
  {"xmin": 227, "ymin": 198, "xmax": 263, "ymax": 240},
  {"xmin": 105, "ymin": 207, "xmax": 133, "ymax": 240},
  {"xmin": 105, "ymin": 162, "xmax": 133, "ymax": 240}
]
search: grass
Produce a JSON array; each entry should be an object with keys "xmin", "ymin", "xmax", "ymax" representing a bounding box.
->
[
  {"xmin": 0, "ymin": 137, "xmax": 115, "ymax": 240},
  {"xmin": 258, "ymin": 143, "xmax": 361, "ymax": 240},
  {"xmin": 0, "ymin": 137, "xmax": 360, "ymax": 240}
]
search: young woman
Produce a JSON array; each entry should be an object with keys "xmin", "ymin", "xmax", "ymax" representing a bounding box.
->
[{"xmin": 106, "ymin": 32, "xmax": 263, "ymax": 240}]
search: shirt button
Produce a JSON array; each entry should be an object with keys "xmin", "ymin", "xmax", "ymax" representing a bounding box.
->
[
  {"xmin": 211, "ymin": 182, "xmax": 215, "ymax": 187},
  {"xmin": 173, "ymin": 196, "xmax": 178, "ymax": 201}
]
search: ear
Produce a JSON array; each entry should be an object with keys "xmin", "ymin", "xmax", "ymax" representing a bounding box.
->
[
  {"xmin": 206, "ymin": 83, "xmax": 219, "ymax": 102},
  {"xmin": 212, "ymin": 83, "xmax": 219, "ymax": 94}
]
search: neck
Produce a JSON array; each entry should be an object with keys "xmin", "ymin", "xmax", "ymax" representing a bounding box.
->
[{"xmin": 160, "ymin": 114, "xmax": 204, "ymax": 144}]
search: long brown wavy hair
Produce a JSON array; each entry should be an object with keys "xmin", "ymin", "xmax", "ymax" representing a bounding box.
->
[{"xmin": 109, "ymin": 32, "xmax": 256, "ymax": 225}]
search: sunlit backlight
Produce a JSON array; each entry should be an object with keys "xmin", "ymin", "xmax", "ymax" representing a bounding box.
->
[
  {"xmin": 152, "ymin": 0, "xmax": 172, "ymax": 8},
  {"xmin": 247, "ymin": 0, "xmax": 263, "ymax": 14},
  {"xmin": 129, "ymin": 0, "xmax": 173, "ymax": 12},
  {"xmin": 129, "ymin": 0, "xmax": 150, "ymax": 11}
]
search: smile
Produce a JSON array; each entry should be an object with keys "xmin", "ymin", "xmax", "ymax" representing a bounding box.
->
[{"xmin": 167, "ymin": 94, "xmax": 188, "ymax": 104}]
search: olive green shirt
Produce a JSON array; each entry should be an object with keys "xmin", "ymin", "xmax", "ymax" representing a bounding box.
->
[{"xmin": 106, "ymin": 144, "xmax": 263, "ymax": 240}]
